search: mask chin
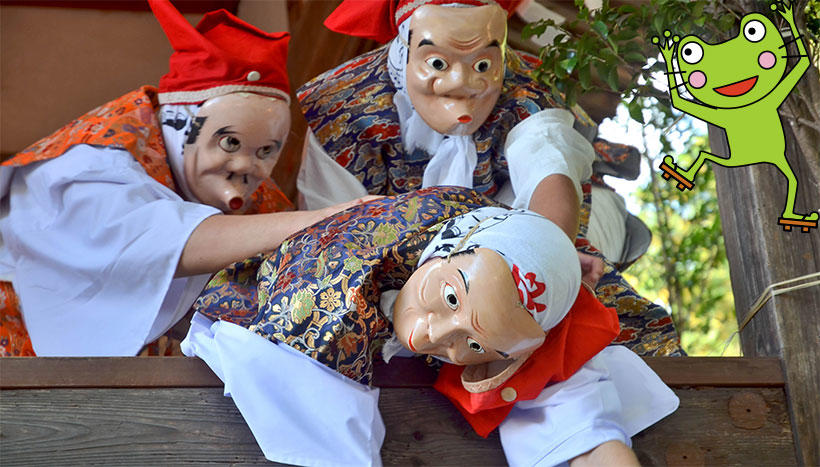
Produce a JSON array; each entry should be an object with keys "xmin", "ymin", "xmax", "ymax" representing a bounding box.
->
[{"xmin": 459, "ymin": 351, "xmax": 533, "ymax": 393}]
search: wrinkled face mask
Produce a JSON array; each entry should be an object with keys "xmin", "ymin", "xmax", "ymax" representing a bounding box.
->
[
  {"xmin": 392, "ymin": 206, "xmax": 582, "ymax": 389},
  {"xmin": 392, "ymin": 247, "xmax": 546, "ymax": 366},
  {"xmin": 183, "ymin": 92, "xmax": 290, "ymax": 213},
  {"xmin": 404, "ymin": 4, "xmax": 507, "ymax": 135}
]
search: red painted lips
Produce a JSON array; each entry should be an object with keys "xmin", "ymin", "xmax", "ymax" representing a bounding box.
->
[{"xmin": 229, "ymin": 197, "xmax": 244, "ymax": 210}]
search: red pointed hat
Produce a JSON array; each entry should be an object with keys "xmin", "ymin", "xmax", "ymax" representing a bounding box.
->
[
  {"xmin": 149, "ymin": 0, "xmax": 290, "ymax": 105},
  {"xmin": 325, "ymin": 0, "xmax": 524, "ymax": 43}
]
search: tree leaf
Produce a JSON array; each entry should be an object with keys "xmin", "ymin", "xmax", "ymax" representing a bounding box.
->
[
  {"xmin": 560, "ymin": 55, "xmax": 579, "ymax": 74},
  {"xmin": 625, "ymin": 51, "xmax": 647, "ymax": 64},
  {"xmin": 606, "ymin": 64, "xmax": 620, "ymax": 91},
  {"xmin": 718, "ymin": 13, "xmax": 735, "ymax": 31},
  {"xmin": 627, "ymin": 100, "xmax": 645, "ymax": 123},
  {"xmin": 653, "ymin": 15, "xmax": 665, "ymax": 35},
  {"xmin": 592, "ymin": 20, "xmax": 609, "ymax": 38},
  {"xmin": 522, "ymin": 22, "xmax": 547, "ymax": 40},
  {"xmin": 579, "ymin": 65, "xmax": 592, "ymax": 89}
]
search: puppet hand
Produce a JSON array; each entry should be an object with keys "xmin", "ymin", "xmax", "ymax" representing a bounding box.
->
[{"xmin": 577, "ymin": 252, "xmax": 604, "ymax": 289}]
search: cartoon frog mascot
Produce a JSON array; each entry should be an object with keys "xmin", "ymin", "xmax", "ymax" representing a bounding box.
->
[{"xmin": 654, "ymin": 1, "xmax": 817, "ymax": 232}]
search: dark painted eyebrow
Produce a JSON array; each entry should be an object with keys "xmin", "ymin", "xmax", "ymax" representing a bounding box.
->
[
  {"xmin": 496, "ymin": 350, "xmax": 510, "ymax": 359},
  {"xmin": 488, "ymin": 40, "xmax": 500, "ymax": 48},
  {"xmin": 214, "ymin": 126, "xmax": 236, "ymax": 136},
  {"xmin": 418, "ymin": 38, "xmax": 435, "ymax": 47},
  {"xmin": 458, "ymin": 268, "xmax": 469, "ymax": 294}
]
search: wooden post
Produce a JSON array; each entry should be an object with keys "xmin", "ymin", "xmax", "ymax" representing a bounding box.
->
[
  {"xmin": 275, "ymin": 0, "xmax": 378, "ymax": 201},
  {"xmin": 710, "ymin": 123, "xmax": 820, "ymax": 466}
]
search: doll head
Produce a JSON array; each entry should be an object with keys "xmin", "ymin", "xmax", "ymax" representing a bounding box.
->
[
  {"xmin": 393, "ymin": 247, "xmax": 545, "ymax": 366},
  {"xmin": 151, "ymin": 0, "xmax": 291, "ymax": 212},
  {"xmin": 404, "ymin": 4, "xmax": 507, "ymax": 135},
  {"xmin": 392, "ymin": 207, "xmax": 581, "ymax": 390},
  {"xmin": 182, "ymin": 93, "xmax": 290, "ymax": 213},
  {"xmin": 325, "ymin": 0, "xmax": 522, "ymax": 135}
]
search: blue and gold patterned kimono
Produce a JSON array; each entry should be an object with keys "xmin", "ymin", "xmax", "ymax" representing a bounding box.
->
[{"xmin": 196, "ymin": 187, "xmax": 505, "ymax": 383}]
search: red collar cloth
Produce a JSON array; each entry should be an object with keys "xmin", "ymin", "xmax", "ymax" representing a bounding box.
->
[{"xmin": 433, "ymin": 286, "xmax": 620, "ymax": 437}]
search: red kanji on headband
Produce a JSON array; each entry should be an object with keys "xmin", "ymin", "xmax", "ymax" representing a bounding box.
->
[
  {"xmin": 325, "ymin": 0, "xmax": 525, "ymax": 43},
  {"xmin": 149, "ymin": 0, "xmax": 291, "ymax": 105},
  {"xmin": 512, "ymin": 264, "xmax": 547, "ymax": 314}
]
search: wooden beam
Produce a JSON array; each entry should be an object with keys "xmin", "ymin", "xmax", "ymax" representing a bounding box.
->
[
  {"xmin": 0, "ymin": 385, "xmax": 796, "ymax": 465},
  {"xmin": 710, "ymin": 123, "xmax": 820, "ymax": 466},
  {"xmin": 0, "ymin": 356, "xmax": 784, "ymax": 389}
]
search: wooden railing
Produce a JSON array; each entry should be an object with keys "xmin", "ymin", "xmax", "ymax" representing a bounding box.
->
[{"xmin": 0, "ymin": 356, "xmax": 796, "ymax": 466}]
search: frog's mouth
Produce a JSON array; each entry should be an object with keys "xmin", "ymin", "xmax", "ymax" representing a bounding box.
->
[{"xmin": 713, "ymin": 76, "xmax": 758, "ymax": 97}]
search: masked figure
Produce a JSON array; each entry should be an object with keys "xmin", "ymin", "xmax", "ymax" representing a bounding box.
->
[
  {"xmin": 0, "ymin": 0, "xmax": 349, "ymax": 356},
  {"xmin": 295, "ymin": 0, "xmax": 679, "ymax": 357},
  {"xmin": 186, "ymin": 186, "xmax": 679, "ymax": 466}
]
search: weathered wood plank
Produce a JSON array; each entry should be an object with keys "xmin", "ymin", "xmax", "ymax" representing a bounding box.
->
[
  {"xmin": 634, "ymin": 387, "xmax": 796, "ymax": 466},
  {"xmin": 711, "ymin": 122, "xmax": 820, "ymax": 466},
  {"xmin": 0, "ymin": 356, "xmax": 785, "ymax": 389},
  {"xmin": 0, "ymin": 386, "xmax": 795, "ymax": 466}
]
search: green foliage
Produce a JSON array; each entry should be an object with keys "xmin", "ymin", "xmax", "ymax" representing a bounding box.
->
[
  {"xmin": 524, "ymin": 0, "xmax": 736, "ymax": 109},
  {"xmin": 805, "ymin": 0, "xmax": 820, "ymax": 37}
]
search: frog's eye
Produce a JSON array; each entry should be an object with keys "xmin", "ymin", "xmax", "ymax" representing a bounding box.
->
[
  {"xmin": 466, "ymin": 337, "xmax": 485, "ymax": 354},
  {"xmin": 443, "ymin": 283, "xmax": 459, "ymax": 310},
  {"xmin": 473, "ymin": 58, "xmax": 492, "ymax": 73},
  {"xmin": 218, "ymin": 135, "xmax": 241, "ymax": 152},
  {"xmin": 426, "ymin": 56, "xmax": 449, "ymax": 71},
  {"xmin": 680, "ymin": 42, "xmax": 703, "ymax": 65},
  {"xmin": 744, "ymin": 20, "xmax": 766, "ymax": 43}
]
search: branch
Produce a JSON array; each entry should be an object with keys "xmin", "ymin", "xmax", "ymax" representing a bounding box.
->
[{"xmin": 780, "ymin": 112, "xmax": 820, "ymax": 134}]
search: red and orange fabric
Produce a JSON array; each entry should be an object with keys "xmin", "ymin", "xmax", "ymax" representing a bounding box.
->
[
  {"xmin": 434, "ymin": 286, "xmax": 620, "ymax": 437},
  {"xmin": 0, "ymin": 86, "xmax": 293, "ymax": 357}
]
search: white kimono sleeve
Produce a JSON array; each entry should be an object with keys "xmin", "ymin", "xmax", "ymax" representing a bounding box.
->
[
  {"xmin": 297, "ymin": 130, "xmax": 368, "ymax": 210},
  {"xmin": 503, "ymin": 109, "xmax": 595, "ymax": 209},
  {"xmin": 0, "ymin": 145, "xmax": 219, "ymax": 356},
  {"xmin": 499, "ymin": 346, "xmax": 679, "ymax": 466}
]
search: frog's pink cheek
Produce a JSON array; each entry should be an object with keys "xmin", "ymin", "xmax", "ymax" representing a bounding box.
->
[
  {"xmin": 688, "ymin": 71, "xmax": 706, "ymax": 89},
  {"xmin": 758, "ymin": 51, "xmax": 776, "ymax": 69}
]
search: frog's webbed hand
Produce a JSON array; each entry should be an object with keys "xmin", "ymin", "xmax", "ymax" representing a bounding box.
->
[
  {"xmin": 652, "ymin": 31, "xmax": 705, "ymax": 117},
  {"xmin": 771, "ymin": 1, "xmax": 810, "ymax": 103},
  {"xmin": 775, "ymin": 0, "xmax": 797, "ymax": 26},
  {"xmin": 652, "ymin": 31, "xmax": 677, "ymax": 70}
]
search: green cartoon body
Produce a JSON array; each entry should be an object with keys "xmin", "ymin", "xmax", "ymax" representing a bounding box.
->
[{"xmin": 653, "ymin": 2, "xmax": 817, "ymax": 232}]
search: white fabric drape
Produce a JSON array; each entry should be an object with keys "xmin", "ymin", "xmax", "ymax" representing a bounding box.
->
[{"xmin": 183, "ymin": 313, "xmax": 386, "ymax": 466}]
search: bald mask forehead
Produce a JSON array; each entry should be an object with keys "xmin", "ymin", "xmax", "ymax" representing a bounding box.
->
[{"xmin": 410, "ymin": 4, "xmax": 507, "ymax": 49}]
